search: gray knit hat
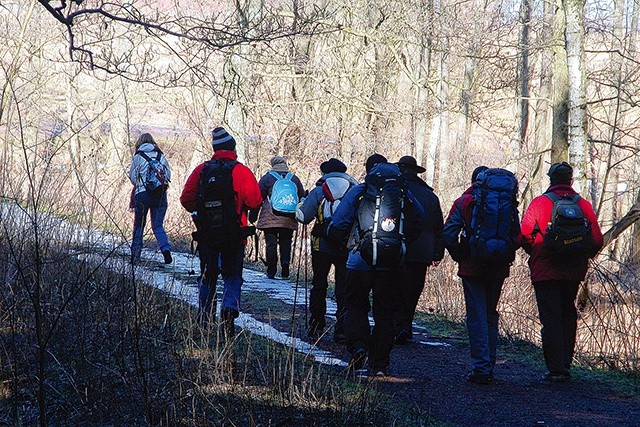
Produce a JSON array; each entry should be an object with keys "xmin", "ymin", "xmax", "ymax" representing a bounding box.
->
[{"xmin": 211, "ymin": 127, "xmax": 236, "ymax": 151}]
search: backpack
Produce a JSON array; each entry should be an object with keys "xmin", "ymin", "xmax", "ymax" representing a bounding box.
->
[
  {"xmin": 138, "ymin": 151, "xmax": 169, "ymax": 196},
  {"xmin": 196, "ymin": 159, "xmax": 240, "ymax": 240},
  {"xmin": 320, "ymin": 176, "xmax": 354, "ymax": 224},
  {"xmin": 543, "ymin": 192, "xmax": 591, "ymax": 254},
  {"xmin": 356, "ymin": 163, "xmax": 407, "ymax": 268},
  {"xmin": 468, "ymin": 168, "xmax": 519, "ymax": 264},
  {"xmin": 269, "ymin": 171, "xmax": 299, "ymax": 216}
]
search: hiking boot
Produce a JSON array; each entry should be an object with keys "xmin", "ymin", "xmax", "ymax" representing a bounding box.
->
[
  {"xmin": 281, "ymin": 264, "xmax": 290, "ymax": 279},
  {"xmin": 373, "ymin": 369, "xmax": 387, "ymax": 377},
  {"xmin": 466, "ymin": 371, "xmax": 493, "ymax": 385},
  {"xmin": 544, "ymin": 371, "xmax": 571, "ymax": 383},
  {"xmin": 162, "ymin": 250, "xmax": 173, "ymax": 264},
  {"xmin": 221, "ymin": 308, "xmax": 238, "ymax": 340},
  {"xmin": 395, "ymin": 330, "xmax": 412, "ymax": 345}
]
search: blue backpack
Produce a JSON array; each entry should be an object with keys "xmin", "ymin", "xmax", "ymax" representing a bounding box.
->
[
  {"xmin": 269, "ymin": 171, "xmax": 299, "ymax": 215},
  {"xmin": 138, "ymin": 151, "xmax": 169, "ymax": 196},
  {"xmin": 469, "ymin": 168, "xmax": 519, "ymax": 264}
]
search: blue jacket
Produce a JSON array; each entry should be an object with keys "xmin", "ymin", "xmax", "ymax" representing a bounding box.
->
[
  {"xmin": 296, "ymin": 171, "xmax": 359, "ymax": 254},
  {"xmin": 327, "ymin": 181, "xmax": 426, "ymax": 271}
]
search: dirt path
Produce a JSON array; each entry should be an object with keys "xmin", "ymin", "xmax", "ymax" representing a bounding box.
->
[{"xmin": 382, "ymin": 332, "xmax": 640, "ymax": 426}]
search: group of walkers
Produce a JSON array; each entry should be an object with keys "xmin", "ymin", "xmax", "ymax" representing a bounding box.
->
[{"xmin": 128, "ymin": 127, "xmax": 603, "ymax": 383}]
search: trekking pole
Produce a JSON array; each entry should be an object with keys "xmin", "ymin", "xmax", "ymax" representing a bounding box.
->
[
  {"xmin": 290, "ymin": 224, "xmax": 306, "ymax": 333},
  {"xmin": 302, "ymin": 225, "xmax": 309, "ymax": 331}
]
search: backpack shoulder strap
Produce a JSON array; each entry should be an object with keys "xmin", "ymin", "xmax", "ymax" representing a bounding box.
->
[
  {"xmin": 544, "ymin": 192, "xmax": 560, "ymax": 203},
  {"xmin": 138, "ymin": 151, "xmax": 153, "ymax": 162},
  {"xmin": 570, "ymin": 193, "xmax": 581, "ymax": 203},
  {"xmin": 284, "ymin": 172, "xmax": 293, "ymax": 181},
  {"xmin": 269, "ymin": 171, "xmax": 282, "ymax": 180}
]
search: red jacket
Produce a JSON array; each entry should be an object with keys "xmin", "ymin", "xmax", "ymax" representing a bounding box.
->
[
  {"xmin": 443, "ymin": 187, "xmax": 511, "ymax": 278},
  {"xmin": 180, "ymin": 150, "xmax": 263, "ymax": 230},
  {"xmin": 520, "ymin": 184, "xmax": 603, "ymax": 283}
]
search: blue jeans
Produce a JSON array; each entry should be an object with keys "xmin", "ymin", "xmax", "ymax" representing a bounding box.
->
[
  {"xmin": 462, "ymin": 276, "xmax": 505, "ymax": 376},
  {"xmin": 132, "ymin": 190, "xmax": 170, "ymax": 260},
  {"xmin": 198, "ymin": 239, "xmax": 245, "ymax": 321}
]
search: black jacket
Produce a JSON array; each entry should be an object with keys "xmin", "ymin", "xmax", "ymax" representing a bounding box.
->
[{"xmin": 404, "ymin": 174, "xmax": 444, "ymax": 265}]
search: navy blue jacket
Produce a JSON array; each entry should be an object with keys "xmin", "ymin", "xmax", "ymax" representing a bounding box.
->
[
  {"xmin": 404, "ymin": 173, "xmax": 444, "ymax": 265},
  {"xmin": 327, "ymin": 181, "xmax": 426, "ymax": 271}
]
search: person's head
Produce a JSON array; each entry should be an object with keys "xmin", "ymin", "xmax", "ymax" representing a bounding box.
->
[
  {"xmin": 471, "ymin": 166, "xmax": 489, "ymax": 183},
  {"xmin": 547, "ymin": 161, "xmax": 573, "ymax": 186},
  {"xmin": 397, "ymin": 155, "xmax": 426, "ymax": 176},
  {"xmin": 270, "ymin": 155, "xmax": 289, "ymax": 172},
  {"xmin": 211, "ymin": 126, "xmax": 236, "ymax": 152},
  {"xmin": 135, "ymin": 133, "xmax": 157, "ymax": 150},
  {"xmin": 320, "ymin": 158, "xmax": 347, "ymax": 174},
  {"xmin": 365, "ymin": 153, "xmax": 387, "ymax": 173}
]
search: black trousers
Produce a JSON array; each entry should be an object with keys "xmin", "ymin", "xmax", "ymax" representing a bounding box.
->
[
  {"xmin": 344, "ymin": 269, "xmax": 401, "ymax": 371},
  {"xmin": 263, "ymin": 228, "xmax": 294, "ymax": 276},
  {"xmin": 309, "ymin": 250, "xmax": 348, "ymax": 333},
  {"xmin": 395, "ymin": 261, "xmax": 429, "ymax": 337},
  {"xmin": 533, "ymin": 280, "xmax": 580, "ymax": 375}
]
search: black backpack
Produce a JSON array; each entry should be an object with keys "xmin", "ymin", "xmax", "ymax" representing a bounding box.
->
[
  {"xmin": 356, "ymin": 163, "xmax": 407, "ymax": 268},
  {"xmin": 196, "ymin": 159, "xmax": 240, "ymax": 240},
  {"xmin": 469, "ymin": 168, "xmax": 520, "ymax": 264},
  {"xmin": 543, "ymin": 192, "xmax": 591, "ymax": 254}
]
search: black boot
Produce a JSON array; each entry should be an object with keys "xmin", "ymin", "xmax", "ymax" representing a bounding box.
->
[{"xmin": 221, "ymin": 308, "xmax": 238, "ymax": 340}]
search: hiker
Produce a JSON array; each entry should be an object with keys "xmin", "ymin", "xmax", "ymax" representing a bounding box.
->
[
  {"xmin": 520, "ymin": 162, "xmax": 603, "ymax": 382},
  {"xmin": 129, "ymin": 132, "xmax": 172, "ymax": 264},
  {"xmin": 443, "ymin": 166, "xmax": 520, "ymax": 384},
  {"xmin": 394, "ymin": 156, "xmax": 445, "ymax": 344},
  {"xmin": 296, "ymin": 158, "xmax": 359, "ymax": 341},
  {"xmin": 250, "ymin": 156, "xmax": 305, "ymax": 279},
  {"xmin": 180, "ymin": 127, "xmax": 262, "ymax": 333},
  {"xmin": 327, "ymin": 153, "xmax": 426, "ymax": 377}
]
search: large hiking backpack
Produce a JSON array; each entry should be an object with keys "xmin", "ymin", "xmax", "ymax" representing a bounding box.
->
[
  {"xmin": 543, "ymin": 192, "xmax": 591, "ymax": 254},
  {"xmin": 356, "ymin": 163, "xmax": 407, "ymax": 268},
  {"xmin": 468, "ymin": 168, "xmax": 519, "ymax": 264},
  {"xmin": 269, "ymin": 171, "xmax": 299, "ymax": 215},
  {"xmin": 196, "ymin": 159, "xmax": 240, "ymax": 240},
  {"xmin": 138, "ymin": 151, "xmax": 169, "ymax": 196}
]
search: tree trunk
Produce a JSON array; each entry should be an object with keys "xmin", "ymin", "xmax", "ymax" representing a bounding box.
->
[
  {"xmin": 551, "ymin": 0, "xmax": 569, "ymax": 165},
  {"xmin": 563, "ymin": 0, "xmax": 588, "ymax": 192}
]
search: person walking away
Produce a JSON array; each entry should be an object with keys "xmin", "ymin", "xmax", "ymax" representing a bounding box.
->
[
  {"xmin": 129, "ymin": 132, "xmax": 172, "ymax": 264},
  {"xmin": 296, "ymin": 158, "xmax": 359, "ymax": 341},
  {"xmin": 520, "ymin": 162, "xmax": 603, "ymax": 382},
  {"xmin": 327, "ymin": 153, "xmax": 426, "ymax": 377},
  {"xmin": 443, "ymin": 166, "xmax": 520, "ymax": 384},
  {"xmin": 394, "ymin": 156, "xmax": 445, "ymax": 344},
  {"xmin": 251, "ymin": 156, "xmax": 305, "ymax": 279},
  {"xmin": 180, "ymin": 127, "xmax": 262, "ymax": 335}
]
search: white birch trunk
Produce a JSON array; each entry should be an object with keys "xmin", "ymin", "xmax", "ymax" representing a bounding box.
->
[{"xmin": 563, "ymin": 0, "xmax": 587, "ymax": 193}]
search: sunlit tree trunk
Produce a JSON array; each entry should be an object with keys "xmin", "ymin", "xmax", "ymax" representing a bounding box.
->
[
  {"xmin": 551, "ymin": 0, "xmax": 569, "ymax": 165},
  {"xmin": 564, "ymin": 0, "xmax": 587, "ymax": 192}
]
